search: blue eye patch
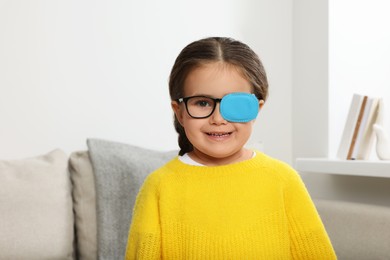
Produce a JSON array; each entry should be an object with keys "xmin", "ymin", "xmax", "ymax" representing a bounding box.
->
[{"xmin": 220, "ymin": 93, "xmax": 259, "ymax": 122}]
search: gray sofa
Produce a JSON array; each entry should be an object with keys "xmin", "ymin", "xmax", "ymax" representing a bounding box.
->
[
  {"xmin": 315, "ymin": 199, "xmax": 390, "ymax": 260},
  {"xmin": 1, "ymin": 138, "xmax": 389, "ymax": 259}
]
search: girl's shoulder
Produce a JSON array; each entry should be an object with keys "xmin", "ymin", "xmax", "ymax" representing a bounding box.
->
[
  {"xmin": 254, "ymin": 152, "xmax": 300, "ymax": 181},
  {"xmin": 142, "ymin": 156, "xmax": 180, "ymax": 183}
]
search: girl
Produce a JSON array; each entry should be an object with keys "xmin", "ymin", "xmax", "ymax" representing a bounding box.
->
[{"xmin": 125, "ymin": 37, "xmax": 336, "ymax": 259}]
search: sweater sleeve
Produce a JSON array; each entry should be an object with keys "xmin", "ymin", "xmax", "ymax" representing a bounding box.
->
[
  {"xmin": 284, "ymin": 169, "xmax": 337, "ymax": 259},
  {"xmin": 125, "ymin": 172, "xmax": 162, "ymax": 260}
]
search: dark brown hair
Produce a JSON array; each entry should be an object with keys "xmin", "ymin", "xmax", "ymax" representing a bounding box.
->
[{"xmin": 169, "ymin": 37, "xmax": 269, "ymax": 155}]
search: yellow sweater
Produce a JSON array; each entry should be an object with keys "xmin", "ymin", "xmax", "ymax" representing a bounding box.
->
[{"xmin": 125, "ymin": 152, "xmax": 336, "ymax": 259}]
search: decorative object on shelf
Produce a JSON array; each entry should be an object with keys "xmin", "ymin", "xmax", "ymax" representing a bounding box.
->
[
  {"xmin": 373, "ymin": 124, "xmax": 390, "ymax": 160},
  {"xmin": 337, "ymin": 94, "xmax": 382, "ymax": 160}
]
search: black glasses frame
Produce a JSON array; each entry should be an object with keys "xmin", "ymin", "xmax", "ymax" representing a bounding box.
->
[{"xmin": 177, "ymin": 95, "xmax": 223, "ymax": 119}]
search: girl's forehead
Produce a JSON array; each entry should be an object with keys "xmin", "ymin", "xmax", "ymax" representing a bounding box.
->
[{"xmin": 183, "ymin": 62, "xmax": 252, "ymax": 97}]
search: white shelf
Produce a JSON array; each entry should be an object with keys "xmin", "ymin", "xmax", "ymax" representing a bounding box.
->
[{"xmin": 296, "ymin": 158, "xmax": 390, "ymax": 178}]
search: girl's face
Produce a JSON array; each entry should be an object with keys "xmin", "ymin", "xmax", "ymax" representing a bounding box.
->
[{"xmin": 172, "ymin": 62, "xmax": 263, "ymax": 166}]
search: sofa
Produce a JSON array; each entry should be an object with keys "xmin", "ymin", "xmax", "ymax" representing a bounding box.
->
[{"xmin": 1, "ymin": 138, "xmax": 390, "ymax": 260}]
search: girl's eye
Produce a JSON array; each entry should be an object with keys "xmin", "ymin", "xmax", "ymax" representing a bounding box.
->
[
  {"xmin": 188, "ymin": 97, "xmax": 214, "ymax": 108},
  {"xmin": 195, "ymin": 100, "xmax": 212, "ymax": 107}
]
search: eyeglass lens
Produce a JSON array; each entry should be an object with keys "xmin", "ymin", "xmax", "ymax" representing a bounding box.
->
[{"xmin": 186, "ymin": 96, "xmax": 216, "ymax": 118}]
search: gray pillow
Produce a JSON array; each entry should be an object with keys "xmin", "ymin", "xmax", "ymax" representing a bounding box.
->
[{"xmin": 87, "ymin": 139, "xmax": 177, "ymax": 260}]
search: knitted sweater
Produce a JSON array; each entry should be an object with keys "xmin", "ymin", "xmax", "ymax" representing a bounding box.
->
[{"xmin": 125, "ymin": 152, "xmax": 336, "ymax": 259}]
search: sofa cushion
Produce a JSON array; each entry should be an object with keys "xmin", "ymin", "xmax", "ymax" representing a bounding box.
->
[
  {"xmin": 315, "ymin": 199, "xmax": 390, "ymax": 260},
  {"xmin": 69, "ymin": 151, "xmax": 97, "ymax": 260},
  {"xmin": 0, "ymin": 149, "xmax": 74, "ymax": 260},
  {"xmin": 87, "ymin": 138, "xmax": 177, "ymax": 260}
]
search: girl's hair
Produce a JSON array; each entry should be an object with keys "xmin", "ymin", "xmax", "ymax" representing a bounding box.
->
[{"xmin": 169, "ymin": 37, "xmax": 269, "ymax": 156}]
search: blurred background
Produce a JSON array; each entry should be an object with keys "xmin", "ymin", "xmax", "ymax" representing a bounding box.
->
[
  {"xmin": 0, "ymin": 0, "xmax": 293, "ymax": 160},
  {"xmin": 1, "ymin": 0, "xmax": 390, "ymax": 205}
]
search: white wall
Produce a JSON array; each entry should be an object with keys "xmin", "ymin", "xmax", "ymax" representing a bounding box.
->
[
  {"xmin": 293, "ymin": 0, "xmax": 390, "ymax": 161},
  {"xmin": 329, "ymin": 0, "xmax": 390, "ymax": 159},
  {"xmin": 293, "ymin": 0, "xmax": 390, "ymax": 207},
  {"xmin": 326, "ymin": 0, "xmax": 390, "ymax": 206},
  {"xmin": 0, "ymin": 0, "xmax": 293, "ymax": 162},
  {"xmin": 292, "ymin": 0, "xmax": 329, "ymax": 159}
]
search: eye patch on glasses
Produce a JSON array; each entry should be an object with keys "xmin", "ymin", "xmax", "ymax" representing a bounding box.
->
[
  {"xmin": 178, "ymin": 92, "xmax": 260, "ymax": 122},
  {"xmin": 220, "ymin": 93, "xmax": 259, "ymax": 122}
]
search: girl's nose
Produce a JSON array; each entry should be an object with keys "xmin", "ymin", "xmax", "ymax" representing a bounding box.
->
[{"xmin": 209, "ymin": 103, "xmax": 228, "ymax": 125}]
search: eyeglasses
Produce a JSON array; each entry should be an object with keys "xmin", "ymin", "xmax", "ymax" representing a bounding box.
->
[
  {"xmin": 178, "ymin": 95, "xmax": 221, "ymax": 119},
  {"xmin": 177, "ymin": 92, "xmax": 260, "ymax": 123}
]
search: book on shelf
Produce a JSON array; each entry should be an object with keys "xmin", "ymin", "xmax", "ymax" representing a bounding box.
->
[{"xmin": 337, "ymin": 93, "xmax": 382, "ymax": 160}]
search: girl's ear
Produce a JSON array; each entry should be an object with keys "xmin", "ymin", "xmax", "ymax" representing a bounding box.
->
[
  {"xmin": 259, "ymin": 100, "xmax": 265, "ymax": 110},
  {"xmin": 171, "ymin": 101, "xmax": 184, "ymax": 126}
]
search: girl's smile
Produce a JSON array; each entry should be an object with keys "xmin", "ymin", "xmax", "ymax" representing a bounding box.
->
[
  {"xmin": 172, "ymin": 62, "xmax": 263, "ymax": 166},
  {"xmin": 205, "ymin": 130, "xmax": 234, "ymax": 143},
  {"xmin": 206, "ymin": 131, "xmax": 232, "ymax": 138}
]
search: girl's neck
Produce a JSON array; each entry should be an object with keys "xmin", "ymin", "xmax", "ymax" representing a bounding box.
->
[{"xmin": 188, "ymin": 148, "xmax": 253, "ymax": 166}]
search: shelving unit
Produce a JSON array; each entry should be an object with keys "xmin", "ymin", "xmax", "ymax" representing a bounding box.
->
[{"xmin": 296, "ymin": 158, "xmax": 390, "ymax": 178}]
